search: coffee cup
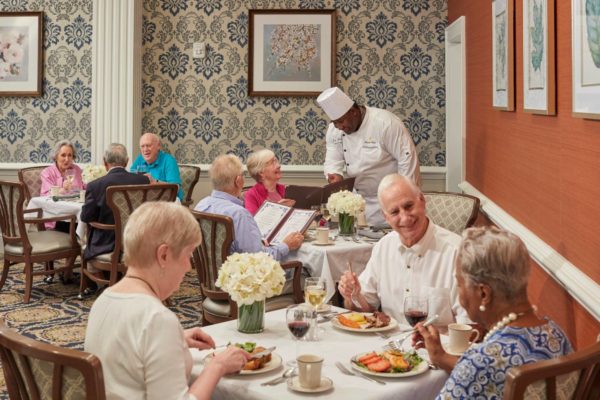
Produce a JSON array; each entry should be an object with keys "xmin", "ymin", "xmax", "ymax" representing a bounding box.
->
[
  {"xmin": 79, "ymin": 190, "xmax": 86, "ymax": 202},
  {"xmin": 50, "ymin": 186, "xmax": 60, "ymax": 196},
  {"xmin": 315, "ymin": 227, "xmax": 329, "ymax": 244},
  {"xmin": 297, "ymin": 354, "xmax": 323, "ymax": 388},
  {"xmin": 447, "ymin": 323, "xmax": 480, "ymax": 353}
]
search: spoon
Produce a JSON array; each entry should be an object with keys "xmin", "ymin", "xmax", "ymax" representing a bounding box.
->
[{"xmin": 261, "ymin": 367, "xmax": 296, "ymax": 386}]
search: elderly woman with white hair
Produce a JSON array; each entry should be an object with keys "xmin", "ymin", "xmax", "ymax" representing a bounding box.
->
[
  {"xmin": 415, "ymin": 226, "xmax": 572, "ymax": 399},
  {"xmin": 85, "ymin": 202, "xmax": 250, "ymax": 399},
  {"xmin": 244, "ymin": 149, "xmax": 295, "ymax": 215}
]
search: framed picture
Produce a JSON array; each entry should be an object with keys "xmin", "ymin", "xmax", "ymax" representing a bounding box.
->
[
  {"xmin": 492, "ymin": 0, "xmax": 515, "ymax": 111},
  {"xmin": 248, "ymin": 9, "xmax": 336, "ymax": 97},
  {"xmin": 0, "ymin": 12, "xmax": 43, "ymax": 96},
  {"xmin": 572, "ymin": 0, "xmax": 600, "ymax": 119},
  {"xmin": 523, "ymin": 0, "xmax": 555, "ymax": 115}
]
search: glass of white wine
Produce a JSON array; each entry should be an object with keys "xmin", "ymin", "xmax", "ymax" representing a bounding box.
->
[{"xmin": 304, "ymin": 277, "xmax": 327, "ymax": 341}]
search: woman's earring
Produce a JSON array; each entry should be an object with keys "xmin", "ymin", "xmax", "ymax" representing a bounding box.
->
[{"xmin": 479, "ymin": 304, "xmax": 486, "ymax": 312}]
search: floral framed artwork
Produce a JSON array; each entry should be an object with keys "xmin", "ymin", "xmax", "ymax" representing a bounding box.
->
[
  {"xmin": 492, "ymin": 0, "xmax": 515, "ymax": 111},
  {"xmin": 0, "ymin": 12, "xmax": 43, "ymax": 96},
  {"xmin": 572, "ymin": 0, "xmax": 600, "ymax": 119},
  {"xmin": 523, "ymin": 0, "xmax": 555, "ymax": 115},
  {"xmin": 248, "ymin": 9, "xmax": 336, "ymax": 97}
]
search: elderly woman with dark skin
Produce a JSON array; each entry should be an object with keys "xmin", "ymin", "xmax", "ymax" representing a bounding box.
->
[
  {"xmin": 414, "ymin": 226, "xmax": 572, "ymax": 399},
  {"xmin": 244, "ymin": 149, "xmax": 295, "ymax": 215},
  {"xmin": 85, "ymin": 202, "xmax": 250, "ymax": 400}
]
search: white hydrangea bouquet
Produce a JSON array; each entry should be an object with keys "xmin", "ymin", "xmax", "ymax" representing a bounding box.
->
[
  {"xmin": 327, "ymin": 190, "xmax": 366, "ymax": 235},
  {"xmin": 82, "ymin": 165, "xmax": 107, "ymax": 184},
  {"xmin": 216, "ymin": 252, "xmax": 286, "ymax": 333}
]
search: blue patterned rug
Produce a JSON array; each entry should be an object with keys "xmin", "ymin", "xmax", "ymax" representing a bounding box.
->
[{"xmin": 0, "ymin": 263, "xmax": 204, "ymax": 398}]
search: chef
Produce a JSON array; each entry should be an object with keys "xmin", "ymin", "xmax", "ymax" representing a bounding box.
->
[{"xmin": 317, "ymin": 87, "xmax": 421, "ymax": 226}]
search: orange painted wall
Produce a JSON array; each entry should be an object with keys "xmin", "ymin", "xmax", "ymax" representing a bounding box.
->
[{"xmin": 448, "ymin": 1, "xmax": 600, "ymax": 349}]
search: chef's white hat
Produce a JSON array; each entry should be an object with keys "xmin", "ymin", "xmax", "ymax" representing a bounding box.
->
[{"xmin": 316, "ymin": 87, "xmax": 354, "ymax": 120}]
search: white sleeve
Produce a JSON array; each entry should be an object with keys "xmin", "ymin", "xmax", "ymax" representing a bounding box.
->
[
  {"xmin": 323, "ymin": 124, "xmax": 346, "ymax": 178},
  {"xmin": 141, "ymin": 309, "xmax": 196, "ymax": 400},
  {"xmin": 382, "ymin": 119, "xmax": 420, "ymax": 185}
]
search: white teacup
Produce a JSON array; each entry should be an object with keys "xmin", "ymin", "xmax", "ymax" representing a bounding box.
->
[
  {"xmin": 297, "ymin": 354, "xmax": 323, "ymax": 389},
  {"xmin": 315, "ymin": 227, "xmax": 329, "ymax": 244},
  {"xmin": 447, "ymin": 323, "xmax": 480, "ymax": 353},
  {"xmin": 50, "ymin": 186, "xmax": 60, "ymax": 196},
  {"xmin": 357, "ymin": 211, "xmax": 367, "ymax": 227}
]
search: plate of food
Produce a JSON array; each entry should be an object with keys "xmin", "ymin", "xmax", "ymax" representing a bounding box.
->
[
  {"xmin": 351, "ymin": 349, "xmax": 427, "ymax": 378},
  {"xmin": 330, "ymin": 311, "xmax": 397, "ymax": 332},
  {"xmin": 204, "ymin": 342, "xmax": 282, "ymax": 375}
]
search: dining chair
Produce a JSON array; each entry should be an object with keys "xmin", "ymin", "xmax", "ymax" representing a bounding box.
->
[
  {"xmin": 191, "ymin": 210, "xmax": 303, "ymax": 326},
  {"xmin": 79, "ymin": 183, "xmax": 179, "ymax": 296},
  {"xmin": 18, "ymin": 165, "xmax": 49, "ymax": 203},
  {"xmin": 423, "ymin": 191, "xmax": 480, "ymax": 235},
  {"xmin": 0, "ymin": 181, "xmax": 81, "ymax": 303},
  {"xmin": 0, "ymin": 319, "xmax": 106, "ymax": 400},
  {"xmin": 503, "ymin": 340, "xmax": 600, "ymax": 400},
  {"xmin": 178, "ymin": 164, "xmax": 201, "ymax": 208}
]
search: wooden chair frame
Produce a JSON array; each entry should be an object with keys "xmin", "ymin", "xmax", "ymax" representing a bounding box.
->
[
  {"xmin": 0, "ymin": 181, "xmax": 80, "ymax": 303},
  {"xmin": 0, "ymin": 319, "xmax": 105, "ymax": 400},
  {"xmin": 178, "ymin": 164, "xmax": 201, "ymax": 208},
  {"xmin": 504, "ymin": 341, "xmax": 600, "ymax": 400},
  {"xmin": 191, "ymin": 210, "xmax": 303, "ymax": 325},
  {"xmin": 18, "ymin": 165, "xmax": 49, "ymax": 203}
]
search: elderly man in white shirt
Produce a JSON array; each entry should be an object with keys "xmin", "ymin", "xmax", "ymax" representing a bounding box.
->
[
  {"xmin": 317, "ymin": 87, "xmax": 420, "ymax": 226},
  {"xmin": 338, "ymin": 174, "xmax": 468, "ymax": 327}
]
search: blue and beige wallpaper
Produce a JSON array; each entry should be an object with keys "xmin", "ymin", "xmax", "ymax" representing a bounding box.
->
[
  {"xmin": 0, "ymin": 0, "xmax": 93, "ymax": 163},
  {"xmin": 0, "ymin": 0, "xmax": 447, "ymax": 167}
]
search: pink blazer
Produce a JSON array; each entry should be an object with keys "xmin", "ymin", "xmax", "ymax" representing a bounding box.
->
[{"xmin": 244, "ymin": 182, "xmax": 286, "ymax": 215}]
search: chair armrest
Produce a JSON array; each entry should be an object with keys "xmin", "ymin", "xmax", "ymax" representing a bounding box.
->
[
  {"xmin": 23, "ymin": 208, "xmax": 42, "ymax": 217},
  {"xmin": 88, "ymin": 221, "xmax": 115, "ymax": 231},
  {"xmin": 281, "ymin": 260, "xmax": 303, "ymax": 304},
  {"xmin": 25, "ymin": 214, "xmax": 77, "ymax": 225}
]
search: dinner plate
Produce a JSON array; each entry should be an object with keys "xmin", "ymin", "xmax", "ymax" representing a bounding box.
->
[
  {"xmin": 330, "ymin": 314, "xmax": 398, "ymax": 333},
  {"xmin": 350, "ymin": 352, "xmax": 428, "ymax": 378},
  {"xmin": 205, "ymin": 352, "xmax": 282, "ymax": 375},
  {"xmin": 312, "ymin": 240, "xmax": 335, "ymax": 246}
]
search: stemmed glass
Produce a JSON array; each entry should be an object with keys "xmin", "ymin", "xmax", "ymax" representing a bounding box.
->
[
  {"xmin": 304, "ymin": 277, "xmax": 327, "ymax": 341},
  {"xmin": 285, "ymin": 305, "xmax": 312, "ymax": 366},
  {"xmin": 64, "ymin": 169, "xmax": 75, "ymax": 193},
  {"xmin": 135, "ymin": 165, "xmax": 147, "ymax": 175},
  {"xmin": 403, "ymin": 295, "xmax": 429, "ymax": 327}
]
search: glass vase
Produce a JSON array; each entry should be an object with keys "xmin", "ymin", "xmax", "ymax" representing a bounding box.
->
[
  {"xmin": 237, "ymin": 299, "xmax": 265, "ymax": 333},
  {"xmin": 338, "ymin": 212, "xmax": 356, "ymax": 236}
]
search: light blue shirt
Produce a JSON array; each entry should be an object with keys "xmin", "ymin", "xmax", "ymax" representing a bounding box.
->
[
  {"xmin": 131, "ymin": 150, "xmax": 183, "ymax": 200},
  {"xmin": 194, "ymin": 190, "xmax": 290, "ymax": 261}
]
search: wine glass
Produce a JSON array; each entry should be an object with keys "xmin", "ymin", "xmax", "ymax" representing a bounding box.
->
[
  {"xmin": 286, "ymin": 305, "xmax": 312, "ymax": 365},
  {"xmin": 403, "ymin": 295, "xmax": 429, "ymax": 327},
  {"xmin": 135, "ymin": 165, "xmax": 147, "ymax": 175},
  {"xmin": 64, "ymin": 169, "xmax": 75, "ymax": 193},
  {"xmin": 304, "ymin": 277, "xmax": 327, "ymax": 341}
]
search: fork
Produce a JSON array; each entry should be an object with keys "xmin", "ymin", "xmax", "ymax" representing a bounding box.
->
[
  {"xmin": 375, "ymin": 328, "xmax": 413, "ymax": 340},
  {"xmin": 335, "ymin": 361, "xmax": 386, "ymax": 385}
]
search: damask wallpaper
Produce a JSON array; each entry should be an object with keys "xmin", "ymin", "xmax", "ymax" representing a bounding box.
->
[
  {"xmin": 142, "ymin": 0, "xmax": 448, "ymax": 166},
  {"xmin": 0, "ymin": 0, "xmax": 93, "ymax": 163}
]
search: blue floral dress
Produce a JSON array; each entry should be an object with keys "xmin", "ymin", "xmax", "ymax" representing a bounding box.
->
[{"xmin": 437, "ymin": 319, "xmax": 572, "ymax": 399}]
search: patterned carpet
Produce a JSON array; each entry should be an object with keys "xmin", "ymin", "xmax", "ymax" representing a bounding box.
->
[{"xmin": 0, "ymin": 262, "xmax": 204, "ymax": 399}]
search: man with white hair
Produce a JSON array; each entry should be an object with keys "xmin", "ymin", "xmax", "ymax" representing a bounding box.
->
[
  {"xmin": 338, "ymin": 174, "xmax": 468, "ymax": 327},
  {"xmin": 317, "ymin": 87, "xmax": 420, "ymax": 226},
  {"xmin": 194, "ymin": 154, "xmax": 304, "ymax": 261},
  {"xmin": 130, "ymin": 132, "xmax": 183, "ymax": 200}
]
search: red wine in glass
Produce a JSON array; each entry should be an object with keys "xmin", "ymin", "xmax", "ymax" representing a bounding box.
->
[
  {"xmin": 403, "ymin": 295, "xmax": 429, "ymax": 327},
  {"xmin": 287, "ymin": 321, "xmax": 310, "ymax": 339},
  {"xmin": 405, "ymin": 311, "xmax": 428, "ymax": 326}
]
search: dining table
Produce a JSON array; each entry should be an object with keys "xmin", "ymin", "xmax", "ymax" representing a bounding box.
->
[
  {"xmin": 191, "ymin": 307, "xmax": 449, "ymax": 400},
  {"xmin": 26, "ymin": 195, "xmax": 86, "ymax": 239}
]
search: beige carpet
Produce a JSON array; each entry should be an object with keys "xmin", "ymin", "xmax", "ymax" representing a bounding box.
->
[{"xmin": 0, "ymin": 262, "xmax": 204, "ymax": 398}]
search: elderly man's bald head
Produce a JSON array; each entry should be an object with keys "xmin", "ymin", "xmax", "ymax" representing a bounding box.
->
[
  {"xmin": 377, "ymin": 174, "xmax": 421, "ymax": 204},
  {"xmin": 139, "ymin": 132, "xmax": 161, "ymax": 164}
]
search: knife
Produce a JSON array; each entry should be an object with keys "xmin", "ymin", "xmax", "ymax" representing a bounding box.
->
[{"xmin": 249, "ymin": 346, "xmax": 276, "ymax": 360}]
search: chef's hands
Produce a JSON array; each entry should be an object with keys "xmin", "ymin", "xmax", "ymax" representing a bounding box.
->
[{"xmin": 327, "ymin": 173, "xmax": 343, "ymax": 184}]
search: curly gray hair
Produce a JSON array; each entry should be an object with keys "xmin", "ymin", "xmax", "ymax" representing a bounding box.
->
[{"xmin": 52, "ymin": 140, "xmax": 76, "ymax": 161}]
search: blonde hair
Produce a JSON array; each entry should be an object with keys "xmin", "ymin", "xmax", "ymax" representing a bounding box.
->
[
  {"xmin": 247, "ymin": 149, "xmax": 276, "ymax": 182},
  {"xmin": 123, "ymin": 202, "xmax": 201, "ymax": 267},
  {"xmin": 458, "ymin": 226, "xmax": 530, "ymax": 302},
  {"xmin": 209, "ymin": 154, "xmax": 243, "ymax": 191}
]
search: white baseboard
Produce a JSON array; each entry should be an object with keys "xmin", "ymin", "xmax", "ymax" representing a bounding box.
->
[{"xmin": 460, "ymin": 181, "xmax": 600, "ymax": 322}]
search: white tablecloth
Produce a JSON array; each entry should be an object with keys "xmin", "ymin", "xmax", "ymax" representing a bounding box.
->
[
  {"xmin": 191, "ymin": 308, "xmax": 449, "ymax": 400},
  {"xmin": 285, "ymin": 235, "xmax": 375, "ymax": 302},
  {"xmin": 27, "ymin": 196, "xmax": 86, "ymax": 239}
]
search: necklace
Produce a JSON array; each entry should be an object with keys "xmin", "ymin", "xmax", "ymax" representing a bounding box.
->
[
  {"xmin": 125, "ymin": 275, "xmax": 159, "ymax": 298},
  {"xmin": 483, "ymin": 306, "xmax": 537, "ymax": 342}
]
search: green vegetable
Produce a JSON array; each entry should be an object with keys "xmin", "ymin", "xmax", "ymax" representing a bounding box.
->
[{"xmin": 235, "ymin": 342, "xmax": 256, "ymax": 353}]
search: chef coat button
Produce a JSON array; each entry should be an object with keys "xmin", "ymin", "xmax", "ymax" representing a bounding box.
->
[
  {"xmin": 406, "ymin": 288, "xmax": 410, "ymax": 292},
  {"xmin": 407, "ymin": 265, "xmax": 411, "ymax": 269},
  {"xmin": 343, "ymin": 149, "xmax": 347, "ymax": 152},
  {"xmin": 346, "ymin": 163, "xmax": 349, "ymax": 166}
]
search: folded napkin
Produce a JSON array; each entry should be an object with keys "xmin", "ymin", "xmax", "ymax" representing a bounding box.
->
[
  {"xmin": 358, "ymin": 229, "xmax": 385, "ymax": 240},
  {"xmin": 52, "ymin": 193, "xmax": 80, "ymax": 202}
]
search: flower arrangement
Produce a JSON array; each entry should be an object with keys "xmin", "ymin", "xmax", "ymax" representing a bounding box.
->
[
  {"xmin": 326, "ymin": 190, "xmax": 365, "ymax": 217},
  {"xmin": 0, "ymin": 31, "xmax": 26, "ymax": 80},
  {"xmin": 82, "ymin": 165, "xmax": 107, "ymax": 184},
  {"xmin": 216, "ymin": 252, "xmax": 286, "ymax": 306}
]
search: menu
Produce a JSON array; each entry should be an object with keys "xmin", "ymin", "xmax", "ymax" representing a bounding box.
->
[{"xmin": 254, "ymin": 202, "xmax": 317, "ymax": 245}]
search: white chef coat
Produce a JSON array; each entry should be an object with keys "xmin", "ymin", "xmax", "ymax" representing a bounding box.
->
[
  {"xmin": 323, "ymin": 107, "xmax": 421, "ymax": 226},
  {"xmin": 358, "ymin": 220, "xmax": 469, "ymax": 327}
]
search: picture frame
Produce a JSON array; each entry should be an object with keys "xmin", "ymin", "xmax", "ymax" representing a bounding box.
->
[
  {"xmin": 523, "ymin": 0, "xmax": 555, "ymax": 115},
  {"xmin": 492, "ymin": 0, "xmax": 515, "ymax": 111},
  {"xmin": 572, "ymin": 0, "xmax": 600, "ymax": 119},
  {"xmin": 248, "ymin": 9, "xmax": 336, "ymax": 97},
  {"xmin": 0, "ymin": 11, "xmax": 43, "ymax": 97}
]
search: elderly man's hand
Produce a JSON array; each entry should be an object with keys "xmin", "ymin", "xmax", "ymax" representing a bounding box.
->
[
  {"xmin": 327, "ymin": 173, "xmax": 343, "ymax": 184},
  {"xmin": 338, "ymin": 271, "xmax": 360, "ymax": 301},
  {"xmin": 283, "ymin": 231, "xmax": 304, "ymax": 250}
]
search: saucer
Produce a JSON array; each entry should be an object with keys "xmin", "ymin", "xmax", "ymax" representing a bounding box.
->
[
  {"xmin": 313, "ymin": 240, "xmax": 335, "ymax": 246},
  {"xmin": 442, "ymin": 343, "xmax": 467, "ymax": 357},
  {"xmin": 287, "ymin": 376, "xmax": 334, "ymax": 393}
]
